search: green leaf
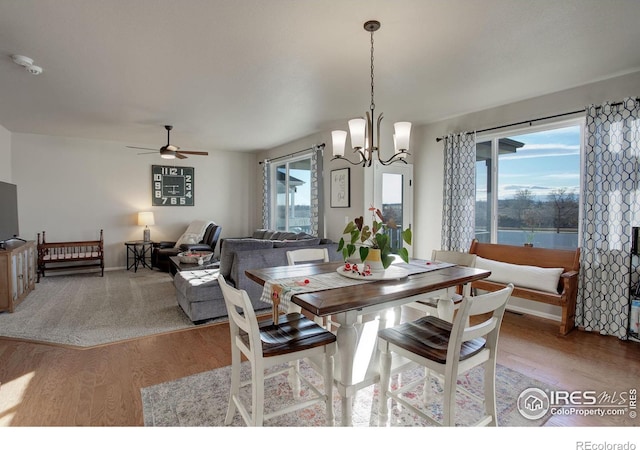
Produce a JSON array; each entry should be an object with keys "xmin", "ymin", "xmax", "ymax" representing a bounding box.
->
[
  {"xmin": 337, "ymin": 237, "xmax": 345, "ymax": 252},
  {"xmin": 343, "ymin": 222, "xmax": 356, "ymax": 234},
  {"xmin": 350, "ymin": 230, "xmax": 360, "ymax": 245},
  {"xmin": 359, "ymin": 246, "xmax": 369, "ymax": 262},
  {"xmin": 360, "ymin": 226, "xmax": 371, "ymax": 243},
  {"xmin": 375, "ymin": 233, "xmax": 389, "ymax": 251},
  {"xmin": 382, "ymin": 254, "xmax": 395, "ymax": 269},
  {"xmin": 402, "ymin": 228, "xmax": 412, "ymax": 245},
  {"xmin": 397, "ymin": 247, "xmax": 409, "ymax": 264},
  {"xmin": 346, "ymin": 243, "xmax": 356, "ymax": 257}
]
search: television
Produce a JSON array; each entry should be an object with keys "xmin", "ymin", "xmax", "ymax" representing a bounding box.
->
[{"xmin": 0, "ymin": 181, "xmax": 20, "ymax": 244}]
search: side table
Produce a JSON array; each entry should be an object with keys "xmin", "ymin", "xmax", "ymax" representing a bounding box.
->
[{"xmin": 125, "ymin": 241, "xmax": 154, "ymax": 272}]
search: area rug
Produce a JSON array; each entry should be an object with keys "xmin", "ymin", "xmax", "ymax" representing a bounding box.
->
[
  {"xmin": 141, "ymin": 360, "xmax": 552, "ymax": 427},
  {"xmin": 0, "ymin": 269, "xmax": 235, "ymax": 347}
]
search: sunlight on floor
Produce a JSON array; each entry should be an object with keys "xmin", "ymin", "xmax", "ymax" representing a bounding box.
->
[{"xmin": 0, "ymin": 371, "xmax": 35, "ymax": 426}]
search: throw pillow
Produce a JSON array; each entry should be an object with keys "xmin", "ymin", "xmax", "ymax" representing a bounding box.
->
[
  {"xmin": 475, "ymin": 256, "xmax": 563, "ymax": 294},
  {"xmin": 175, "ymin": 232, "xmax": 200, "ymax": 248}
]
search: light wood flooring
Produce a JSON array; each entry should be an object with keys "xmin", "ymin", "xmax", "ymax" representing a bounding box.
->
[{"xmin": 1, "ymin": 308, "xmax": 639, "ymax": 427}]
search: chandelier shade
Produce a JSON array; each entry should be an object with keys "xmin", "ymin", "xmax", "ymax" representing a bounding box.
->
[{"xmin": 332, "ymin": 20, "xmax": 411, "ymax": 167}]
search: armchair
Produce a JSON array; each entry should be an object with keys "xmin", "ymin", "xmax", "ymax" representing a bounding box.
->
[{"xmin": 152, "ymin": 221, "xmax": 222, "ymax": 272}]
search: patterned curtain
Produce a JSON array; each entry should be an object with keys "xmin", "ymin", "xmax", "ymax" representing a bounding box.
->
[
  {"xmin": 309, "ymin": 145, "xmax": 323, "ymax": 236},
  {"xmin": 441, "ymin": 132, "xmax": 477, "ymax": 251},
  {"xmin": 578, "ymin": 97, "xmax": 640, "ymax": 338},
  {"xmin": 261, "ymin": 160, "xmax": 271, "ymax": 229}
]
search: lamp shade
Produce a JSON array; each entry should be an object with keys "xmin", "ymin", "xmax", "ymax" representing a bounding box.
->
[
  {"xmin": 332, "ymin": 130, "xmax": 347, "ymax": 157},
  {"xmin": 393, "ymin": 122, "xmax": 411, "ymax": 152},
  {"xmin": 348, "ymin": 118, "xmax": 366, "ymax": 149},
  {"xmin": 138, "ymin": 211, "xmax": 155, "ymax": 226}
]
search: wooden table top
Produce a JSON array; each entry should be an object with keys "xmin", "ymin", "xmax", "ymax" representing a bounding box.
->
[{"xmin": 246, "ymin": 261, "xmax": 490, "ymax": 317}]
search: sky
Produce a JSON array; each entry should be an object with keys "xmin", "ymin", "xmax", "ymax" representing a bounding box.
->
[{"xmin": 476, "ymin": 124, "xmax": 582, "ymax": 201}]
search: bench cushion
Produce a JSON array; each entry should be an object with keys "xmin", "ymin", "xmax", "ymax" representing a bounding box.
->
[{"xmin": 475, "ymin": 256, "xmax": 563, "ymax": 294}]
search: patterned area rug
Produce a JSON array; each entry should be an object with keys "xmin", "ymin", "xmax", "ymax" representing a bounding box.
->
[
  {"xmin": 0, "ymin": 269, "xmax": 240, "ymax": 347},
  {"xmin": 141, "ymin": 360, "xmax": 552, "ymax": 427}
]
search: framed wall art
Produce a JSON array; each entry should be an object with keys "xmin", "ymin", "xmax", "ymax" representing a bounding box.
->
[
  {"xmin": 151, "ymin": 165, "xmax": 194, "ymax": 206},
  {"xmin": 330, "ymin": 168, "xmax": 350, "ymax": 208}
]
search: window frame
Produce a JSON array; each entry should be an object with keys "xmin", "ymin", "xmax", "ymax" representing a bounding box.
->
[
  {"xmin": 476, "ymin": 117, "xmax": 585, "ymax": 247},
  {"xmin": 268, "ymin": 150, "xmax": 315, "ymax": 233}
]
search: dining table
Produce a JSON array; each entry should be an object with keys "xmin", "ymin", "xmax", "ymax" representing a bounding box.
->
[{"xmin": 245, "ymin": 258, "xmax": 491, "ymax": 426}]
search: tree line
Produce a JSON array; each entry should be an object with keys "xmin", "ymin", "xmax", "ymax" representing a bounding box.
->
[{"xmin": 476, "ymin": 188, "xmax": 579, "ymax": 232}]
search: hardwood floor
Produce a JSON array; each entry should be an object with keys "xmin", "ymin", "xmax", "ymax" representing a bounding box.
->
[{"xmin": 1, "ymin": 309, "xmax": 639, "ymax": 427}]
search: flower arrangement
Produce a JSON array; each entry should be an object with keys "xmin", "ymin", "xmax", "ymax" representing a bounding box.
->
[{"xmin": 337, "ymin": 205, "xmax": 412, "ymax": 269}]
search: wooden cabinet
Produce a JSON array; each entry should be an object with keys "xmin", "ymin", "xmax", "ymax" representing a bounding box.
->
[{"xmin": 0, "ymin": 240, "xmax": 36, "ymax": 313}]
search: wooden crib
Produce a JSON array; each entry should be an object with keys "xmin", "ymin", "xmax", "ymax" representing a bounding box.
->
[{"xmin": 37, "ymin": 230, "xmax": 104, "ymax": 281}]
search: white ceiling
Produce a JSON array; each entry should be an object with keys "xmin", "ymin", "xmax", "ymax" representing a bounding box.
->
[{"xmin": 1, "ymin": 0, "xmax": 639, "ymax": 153}]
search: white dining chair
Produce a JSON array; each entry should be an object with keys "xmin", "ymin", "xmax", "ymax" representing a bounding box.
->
[
  {"xmin": 219, "ymin": 274, "xmax": 337, "ymax": 426},
  {"xmin": 406, "ymin": 250, "xmax": 477, "ymax": 322},
  {"xmin": 286, "ymin": 248, "xmax": 332, "ymax": 328},
  {"xmin": 377, "ymin": 283, "xmax": 514, "ymax": 427}
]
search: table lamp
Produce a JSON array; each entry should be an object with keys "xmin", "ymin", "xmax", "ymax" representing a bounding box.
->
[{"xmin": 138, "ymin": 212, "xmax": 155, "ymax": 242}]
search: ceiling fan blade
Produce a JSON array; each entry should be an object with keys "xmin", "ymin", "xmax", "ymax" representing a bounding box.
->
[
  {"xmin": 127, "ymin": 146, "xmax": 158, "ymax": 151},
  {"xmin": 175, "ymin": 152, "xmax": 188, "ymax": 159},
  {"xmin": 137, "ymin": 151, "xmax": 158, "ymax": 155},
  {"xmin": 178, "ymin": 150, "xmax": 209, "ymax": 156}
]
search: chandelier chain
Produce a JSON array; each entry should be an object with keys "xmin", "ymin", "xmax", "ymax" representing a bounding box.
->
[{"xmin": 370, "ymin": 29, "xmax": 375, "ymax": 113}]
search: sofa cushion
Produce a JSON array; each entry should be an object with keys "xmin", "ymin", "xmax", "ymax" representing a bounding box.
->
[
  {"xmin": 219, "ymin": 238, "xmax": 274, "ymax": 278},
  {"xmin": 273, "ymin": 238, "xmax": 322, "ymax": 248},
  {"xmin": 252, "ymin": 229, "xmax": 270, "ymax": 239},
  {"xmin": 475, "ymin": 256, "xmax": 563, "ymax": 294}
]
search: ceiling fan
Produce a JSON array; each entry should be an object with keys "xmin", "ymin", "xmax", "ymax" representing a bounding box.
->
[{"xmin": 127, "ymin": 125, "xmax": 209, "ymax": 160}]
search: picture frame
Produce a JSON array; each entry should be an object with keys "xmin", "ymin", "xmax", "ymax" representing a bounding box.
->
[{"xmin": 330, "ymin": 168, "xmax": 350, "ymax": 208}]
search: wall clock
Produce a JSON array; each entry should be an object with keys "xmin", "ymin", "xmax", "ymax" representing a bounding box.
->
[{"xmin": 151, "ymin": 165, "xmax": 194, "ymax": 206}]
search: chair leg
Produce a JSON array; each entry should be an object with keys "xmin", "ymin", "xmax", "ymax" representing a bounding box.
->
[
  {"xmin": 224, "ymin": 345, "xmax": 241, "ymax": 425},
  {"xmin": 287, "ymin": 304, "xmax": 302, "ymax": 397},
  {"xmin": 443, "ymin": 368, "xmax": 457, "ymax": 426},
  {"xmin": 422, "ymin": 368, "xmax": 432, "ymax": 403},
  {"xmin": 251, "ymin": 364, "xmax": 265, "ymax": 426},
  {"xmin": 378, "ymin": 340, "xmax": 392, "ymax": 426},
  {"xmin": 484, "ymin": 361, "xmax": 498, "ymax": 426},
  {"xmin": 323, "ymin": 352, "xmax": 335, "ymax": 426}
]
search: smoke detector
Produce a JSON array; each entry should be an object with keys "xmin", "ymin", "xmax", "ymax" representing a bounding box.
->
[{"xmin": 11, "ymin": 54, "xmax": 43, "ymax": 75}]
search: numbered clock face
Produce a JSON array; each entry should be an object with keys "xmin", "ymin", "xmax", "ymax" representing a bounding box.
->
[{"xmin": 152, "ymin": 165, "xmax": 194, "ymax": 206}]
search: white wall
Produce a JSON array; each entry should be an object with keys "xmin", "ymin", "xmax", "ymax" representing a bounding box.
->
[
  {"xmin": 0, "ymin": 124, "xmax": 11, "ymax": 182},
  {"xmin": 12, "ymin": 133, "xmax": 257, "ymax": 269}
]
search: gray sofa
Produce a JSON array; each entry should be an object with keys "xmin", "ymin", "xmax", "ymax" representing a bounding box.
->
[{"xmin": 173, "ymin": 230, "xmax": 341, "ymax": 322}]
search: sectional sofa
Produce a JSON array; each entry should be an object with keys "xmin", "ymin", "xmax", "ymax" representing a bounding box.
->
[{"xmin": 173, "ymin": 230, "xmax": 341, "ymax": 322}]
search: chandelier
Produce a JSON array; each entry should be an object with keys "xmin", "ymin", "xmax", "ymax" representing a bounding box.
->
[{"xmin": 331, "ymin": 20, "xmax": 411, "ymax": 167}]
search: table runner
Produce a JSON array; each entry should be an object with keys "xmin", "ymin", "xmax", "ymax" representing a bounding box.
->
[{"xmin": 259, "ymin": 259, "xmax": 454, "ymax": 324}]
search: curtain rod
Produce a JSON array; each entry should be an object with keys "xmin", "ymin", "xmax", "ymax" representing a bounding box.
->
[
  {"xmin": 435, "ymin": 109, "xmax": 584, "ymax": 142},
  {"xmin": 258, "ymin": 143, "xmax": 325, "ymax": 164},
  {"xmin": 435, "ymin": 97, "xmax": 640, "ymax": 142}
]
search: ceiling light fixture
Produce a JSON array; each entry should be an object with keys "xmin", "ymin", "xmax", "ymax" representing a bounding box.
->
[
  {"xmin": 331, "ymin": 20, "xmax": 411, "ymax": 167},
  {"xmin": 11, "ymin": 54, "xmax": 43, "ymax": 75}
]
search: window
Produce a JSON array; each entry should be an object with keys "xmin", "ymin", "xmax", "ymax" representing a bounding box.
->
[
  {"xmin": 273, "ymin": 157, "xmax": 312, "ymax": 233},
  {"xmin": 475, "ymin": 121, "xmax": 583, "ymax": 250}
]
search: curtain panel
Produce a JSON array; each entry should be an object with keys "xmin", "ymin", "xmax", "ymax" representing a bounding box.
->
[
  {"xmin": 578, "ymin": 97, "xmax": 640, "ymax": 338},
  {"xmin": 441, "ymin": 132, "xmax": 477, "ymax": 252},
  {"xmin": 261, "ymin": 160, "xmax": 271, "ymax": 229}
]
